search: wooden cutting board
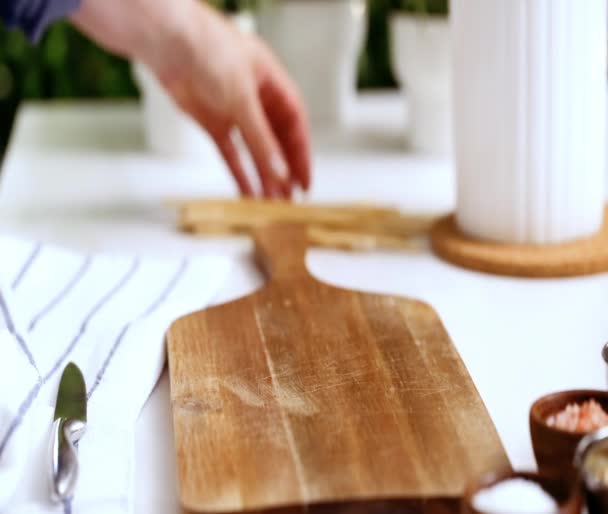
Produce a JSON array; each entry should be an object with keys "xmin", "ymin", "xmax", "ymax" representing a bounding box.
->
[{"xmin": 167, "ymin": 225, "xmax": 509, "ymax": 514}]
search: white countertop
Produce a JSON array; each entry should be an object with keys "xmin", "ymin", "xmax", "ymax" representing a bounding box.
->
[{"xmin": 1, "ymin": 96, "xmax": 607, "ymax": 513}]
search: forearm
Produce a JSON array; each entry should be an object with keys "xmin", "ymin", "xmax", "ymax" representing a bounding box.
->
[
  {"xmin": 2, "ymin": 0, "xmax": 81, "ymax": 41},
  {"xmin": 69, "ymin": 0, "xmax": 215, "ymax": 78}
]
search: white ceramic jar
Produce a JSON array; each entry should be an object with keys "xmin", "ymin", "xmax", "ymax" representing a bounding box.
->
[
  {"xmin": 257, "ymin": 0, "xmax": 367, "ymax": 128},
  {"xmin": 453, "ymin": 0, "xmax": 607, "ymax": 244},
  {"xmin": 390, "ymin": 13, "xmax": 451, "ymax": 156}
]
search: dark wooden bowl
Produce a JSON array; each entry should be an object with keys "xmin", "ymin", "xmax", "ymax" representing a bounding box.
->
[
  {"xmin": 461, "ymin": 469, "xmax": 582, "ymax": 514},
  {"xmin": 530, "ymin": 390, "xmax": 608, "ymax": 481}
]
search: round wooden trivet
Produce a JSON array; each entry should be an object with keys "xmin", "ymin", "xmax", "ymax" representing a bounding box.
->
[{"xmin": 430, "ymin": 209, "xmax": 608, "ymax": 278}]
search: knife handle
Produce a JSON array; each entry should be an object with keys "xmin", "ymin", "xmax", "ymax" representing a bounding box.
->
[{"xmin": 49, "ymin": 418, "xmax": 86, "ymax": 502}]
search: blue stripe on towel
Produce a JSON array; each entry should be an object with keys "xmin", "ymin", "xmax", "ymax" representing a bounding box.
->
[
  {"xmin": 0, "ymin": 291, "xmax": 40, "ymax": 378},
  {"xmin": 28, "ymin": 256, "xmax": 92, "ymax": 332},
  {"xmin": 43, "ymin": 259, "xmax": 140, "ymax": 383},
  {"xmin": 88, "ymin": 258, "xmax": 188, "ymax": 398},
  {"xmin": 11, "ymin": 242, "xmax": 42, "ymax": 290},
  {"xmin": 0, "ymin": 258, "xmax": 140, "ymax": 458},
  {"xmin": 0, "ymin": 382, "xmax": 41, "ymax": 458}
]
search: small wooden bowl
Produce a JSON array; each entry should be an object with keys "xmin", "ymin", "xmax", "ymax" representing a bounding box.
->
[
  {"xmin": 530, "ymin": 390, "xmax": 608, "ymax": 481},
  {"xmin": 462, "ymin": 469, "xmax": 582, "ymax": 514}
]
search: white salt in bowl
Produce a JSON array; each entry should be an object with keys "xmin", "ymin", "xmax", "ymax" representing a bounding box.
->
[{"xmin": 462, "ymin": 470, "xmax": 582, "ymax": 514}]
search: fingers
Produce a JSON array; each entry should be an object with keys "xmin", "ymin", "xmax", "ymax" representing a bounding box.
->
[
  {"xmin": 237, "ymin": 93, "xmax": 292, "ymax": 199},
  {"xmin": 260, "ymin": 78, "xmax": 311, "ymax": 192},
  {"xmin": 215, "ymin": 134, "xmax": 254, "ymax": 197}
]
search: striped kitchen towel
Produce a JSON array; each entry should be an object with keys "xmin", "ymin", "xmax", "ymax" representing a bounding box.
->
[{"xmin": 0, "ymin": 236, "xmax": 233, "ymax": 513}]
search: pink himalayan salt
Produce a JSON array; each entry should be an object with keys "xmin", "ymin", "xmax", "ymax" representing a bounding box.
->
[{"xmin": 546, "ymin": 399, "xmax": 608, "ymax": 433}]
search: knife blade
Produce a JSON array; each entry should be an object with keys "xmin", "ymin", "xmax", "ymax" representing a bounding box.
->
[{"xmin": 49, "ymin": 362, "xmax": 87, "ymax": 503}]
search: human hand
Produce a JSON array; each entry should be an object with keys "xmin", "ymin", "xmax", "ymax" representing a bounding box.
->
[{"xmin": 71, "ymin": 0, "xmax": 311, "ymax": 198}]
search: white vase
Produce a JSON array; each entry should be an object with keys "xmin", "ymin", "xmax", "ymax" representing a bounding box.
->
[
  {"xmin": 390, "ymin": 14, "xmax": 451, "ymax": 156},
  {"xmin": 132, "ymin": 12, "xmax": 255, "ymax": 159},
  {"xmin": 257, "ymin": 0, "xmax": 367, "ymax": 128},
  {"xmin": 453, "ymin": 0, "xmax": 607, "ymax": 244}
]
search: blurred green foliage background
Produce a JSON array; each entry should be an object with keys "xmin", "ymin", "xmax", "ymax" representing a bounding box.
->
[{"xmin": 0, "ymin": 0, "xmax": 443, "ymax": 153}]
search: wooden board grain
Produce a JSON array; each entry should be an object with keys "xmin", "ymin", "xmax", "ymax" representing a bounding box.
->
[
  {"xmin": 180, "ymin": 497, "xmax": 461, "ymax": 514},
  {"xmin": 167, "ymin": 225, "xmax": 509, "ymax": 513}
]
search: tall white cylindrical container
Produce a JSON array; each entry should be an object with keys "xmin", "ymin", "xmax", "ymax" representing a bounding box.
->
[{"xmin": 453, "ymin": 0, "xmax": 607, "ymax": 244}]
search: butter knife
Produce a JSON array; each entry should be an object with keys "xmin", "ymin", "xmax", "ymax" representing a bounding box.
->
[{"xmin": 49, "ymin": 362, "xmax": 87, "ymax": 502}]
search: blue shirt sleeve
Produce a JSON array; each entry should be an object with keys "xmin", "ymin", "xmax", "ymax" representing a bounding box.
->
[{"xmin": 1, "ymin": 0, "xmax": 82, "ymax": 42}]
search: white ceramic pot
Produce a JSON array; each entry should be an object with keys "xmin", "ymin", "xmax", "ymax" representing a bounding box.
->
[
  {"xmin": 390, "ymin": 13, "xmax": 451, "ymax": 156},
  {"xmin": 257, "ymin": 0, "xmax": 367, "ymax": 128},
  {"xmin": 132, "ymin": 12, "xmax": 255, "ymax": 159},
  {"xmin": 453, "ymin": 0, "xmax": 607, "ymax": 244}
]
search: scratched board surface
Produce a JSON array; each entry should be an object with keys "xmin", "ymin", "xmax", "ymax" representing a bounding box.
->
[{"xmin": 167, "ymin": 225, "xmax": 509, "ymax": 514}]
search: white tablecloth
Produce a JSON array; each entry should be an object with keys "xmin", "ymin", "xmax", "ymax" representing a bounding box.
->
[{"xmin": 1, "ymin": 96, "xmax": 607, "ymax": 514}]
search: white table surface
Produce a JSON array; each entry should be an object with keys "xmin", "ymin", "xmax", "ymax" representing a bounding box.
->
[{"xmin": 1, "ymin": 96, "xmax": 607, "ymax": 513}]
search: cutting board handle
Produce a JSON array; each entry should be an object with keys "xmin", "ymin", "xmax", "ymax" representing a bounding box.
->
[{"xmin": 253, "ymin": 224, "xmax": 309, "ymax": 280}]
